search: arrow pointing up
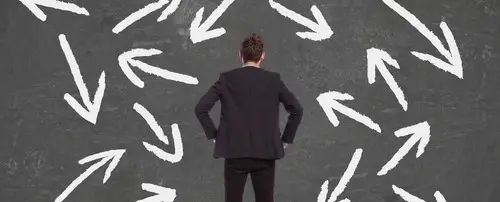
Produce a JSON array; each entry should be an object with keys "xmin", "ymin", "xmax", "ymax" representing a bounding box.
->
[
  {"xmin": 268, "ymin": 0, "xmax": 333, "ymax": 41},
  {"xmin": 189, "ymin": 0, "xmax": 235, "ymax": 44},
  {"xmin": 392, "ymin": 185, "xmax": 447, "ymax": 202},
  {"xmin": 59, "ymin": 34, "xmax": 106, "ymax": 125},
  {"xmin": 317, "ymin": 148, "xmax": 362, "ymax": 202},
  {"xmin": 382, "ymin": 0, "xmax": 463, "ymax": 79},
  {"xmin": 19, "ymin": 0, "xmax": 89, "ymax": 21},
  {"xmin": 118, "ymin": 48, "xmax": 198, "ymax": 88},
  {"xmin": 112, "ymin": 0, "xmax": 171, "ymax": 34},
  {"xmin": 54, "ymin": 149, "xmax": 126, "ymax": 202},
  {"xmin": 137, "ymin": 183, "xmax": 177, "ymax": 202},
  {"xmin": 134, "ymin": 103, "xmax": 184, "ymax": 163},
  {"xmin": 367, "ymin": 48, "xmax": 408, "ymax": 111},
  {"xmin": 317, "ymin": 91, "xmax": 381, "ymax": 133},
  {"xmin": 377, "ymin": 121, "xmax": 431, "ymax": 176}
]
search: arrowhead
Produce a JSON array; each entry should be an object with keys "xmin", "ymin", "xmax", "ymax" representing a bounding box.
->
[
  {"xmin": 137, "ymin": 183, "xmax": 177, "ymax": 202},
  {"xmin": 295, "ymin": 5, "xmax": 334, "ymax": 41},
  {"xmin": 78, "ymin": 149, "xmax": 126, "ymax": 183},
  {"xmin": 19, "ymin": 0, "xmax": 89, "ymax": 21},
  {"xmin": 411, "ymin": 21, "xmax": 463, "ymax": 79},
  {"xmin": 118, "ymin": 48, "xmax": 163, "ymax": 88},
  {"xmin": 393, "ymin": 185, "xmax": 447, "ymax": 202},
  {"xmin": 64, "ymin": 71, "xmax": 106, "ymax": 125},
  {"xmin": 189, "ymin": 7, "xmax": 226, "ymax": 44}
]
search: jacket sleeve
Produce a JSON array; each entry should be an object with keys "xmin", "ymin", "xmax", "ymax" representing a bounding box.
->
[
  {"xmin": 194, "ymin": 73, "xmax": 223, "ymax": 140},
  {"xmin": 277, "ymin": 74, "xmax": 303, "ymax": 144}
]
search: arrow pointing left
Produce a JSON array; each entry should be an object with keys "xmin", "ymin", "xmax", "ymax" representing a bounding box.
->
[
  {"xmin": 137, "ymin": 183, "xmax": 177, "ymax": 202},
  {"xmin": 268, "ymin": 0, "xmax": 333, "ymax": 41},
  {"xmin": 377, "ymin": 121, "xmax": 431, "ymax": 176},
  {"xmin": 392, "ymin": 185, "xmax": 447, "ymax": 202},
  {"xmin": 134, "ymin": 103, "xmax": 184, "ymax": 163},
  {"xmin": 59, "ymin": 34, "xmax": 106, "ymax": 125},
  {"xmin": 118, "ymin": 48, "xmax": 199, "ymax": 88},
  {"xmin": 19, "ymin": 0, "xmax": 89, "ymax": 21},
  {"xmin": 54, "ymin": 149, "xmax": 126, "ymax": 202},
  {"xmin": 367, "ymin": 48, "xmax": 408, "ymax": 111}
]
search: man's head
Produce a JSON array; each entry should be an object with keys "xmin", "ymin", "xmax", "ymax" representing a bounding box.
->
[{"xmin": 239, "ymin": 33, "xmax": 265, "ymax": 66}]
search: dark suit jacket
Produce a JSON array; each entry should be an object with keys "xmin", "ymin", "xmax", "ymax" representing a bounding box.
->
[{"xmin": 194, "ymin": 65, "xmax": 303, "ymax": 159}]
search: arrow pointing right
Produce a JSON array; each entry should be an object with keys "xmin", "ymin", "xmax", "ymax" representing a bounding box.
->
[
  {"xmin": 118, "ymin": 48, "xmax": 199, "ymax": 88},
  {"xmin": 377, "ymin": 121, "xmax": 431, "ymax": 176},
  {"xmin": 54, "ymin": 149, "xmax": 126, "ymax": 202},
  {"xmin": 317, "ymin": 91, "xmax": 381, "ymax": 133},
  {"xmin": 381, "ymin": 0, "xmax": 463, "ymax": 79},
  {"xmin": 392, "ymin": 185, "xmax": 447, "ymax": 202},
  {"xmin": 19, "ymin": 0, "xmax": 89, "ymax": 21},
  {"xmin": 137, "ymin": 183, "xmax": 177, "ymax": 202},
  {"xmin": 134, "ymin": 103, "xmax": 184, "ymax": 163},
  {"xmin": 112, "ymin": 0, "xmax": 170, "ymax": 34},
  {"xmin": 367, "ymin": 48, "xmax": 408, "ymax": 111}
]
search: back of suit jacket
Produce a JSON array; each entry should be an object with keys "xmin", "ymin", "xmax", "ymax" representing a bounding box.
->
[{"xmin": 195, "ymin": 65, "xmax": 303, "ymax": 159}]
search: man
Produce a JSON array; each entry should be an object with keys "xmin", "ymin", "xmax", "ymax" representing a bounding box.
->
[{"xmin": 194, "ymin": 33, "xmax": 303, "ymax": 202}]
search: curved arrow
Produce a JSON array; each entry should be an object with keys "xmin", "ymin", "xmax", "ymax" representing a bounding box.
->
[
  {"xmin": 268, "ymin": 0, "xmax": 333, "ymax": 41},
  {"xmin": 189, "ymin": 0, "xmax": 235, "ymax": 44},
  {"xmin": 382, "ymin": 0, "xmax": 463, "ymax": 79},
  {"xmin": 118, "ymin": 48, "xmax": 198, "ymax": 88},
  {"xmin": 367, "ymin": 48, "xmax": 408, "ymax": 111},
  {"xmin": 393, "ymin": 185, "xmax": 447, "ymax": 202},
  {"xmin": 59, "ymin": 34, "xmax": 106, "ymax": 125},
  {"xmin": 317, "ymin": 148, "xmax": 362, "ymax": 202},
  {"xmin": 133, "ymin": 103, "xmax": 184, "ymax": 163},
  {"xmin": 317, "ymin": 91, "xmax": 381, "ymax": 133},
  {"xmin": 137, "ymin": 183, "xmax": 177, "ymax": 202},
  {"xmin": 377, "ymin": 121, "xmax": 431, "ymax": 176},
  {"xmin": 54, "ymin": 149, "xmax": 126, "ymax": 202},
  {"xmin": 19, "ymin": 0, "xmax": 89, "ymax": 21},
  {"xmin": 112, "ymin": 0, "xmax": 170, "ymax": 34}
]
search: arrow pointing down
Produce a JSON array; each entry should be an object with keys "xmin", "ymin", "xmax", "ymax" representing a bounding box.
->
[
  {"xmin": 189, "ymin": 0, "xmax": 235, "ymax": 44},
  {"xmin": 393, "ymin": 185, "xmax": 447, "ymax": 202}
]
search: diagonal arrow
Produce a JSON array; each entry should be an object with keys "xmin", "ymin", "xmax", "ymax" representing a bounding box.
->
[
  {"xmin": 377, "ymin": 121, "xmax": 431, "ymax": 176},
  {"xmin": 317, "ymin": 148, "xmax": 362, "ymax": 202},
  {"xmin": 137, "ymin": 183, "xmax": 177, "ymax": 202},
  {"xmin": 268, "ymin": 0, "xmax": 333, "ymax": 41},
  {"xmin": 189, "ymin": 0, "xmax": 235, "ymax": 44},
  {"xmin": 382, "ymin": 0, "xmax": 463, "ymax": 79},
  {"xmin": 392, "ymin": 185, "xmax": 447, "ymax": 202},
  {"xmin": 133, "ymin": 103, "xmax": 184, "ymax": 163},
  {"xmin": 54, "ymin": 149, "xmax": 126, "ymax": 202},
  {"xmin": 19, "ymin": 0, "xmax": 89, "ymax": 21},
  {"xmin": 112, "ymin": 0, "xmax": 171, "ymax": 34},
  {"xmin": 118, "ymin": 48, "xmax": 198, "ymax": 88},
  {"xmin": 317, "ymin": 91, "xmax": 381, "ymax": 133},
  {"xmin": 157, "ymin": 0, "xmax": 181, "ymax": 22},
  {"xmin": 367, "ymin": 48, "xmax": 408, "ymax": 111},
  {"xmin": 59, "ymin": 34, "xmax": 106, "ymax": 125}
]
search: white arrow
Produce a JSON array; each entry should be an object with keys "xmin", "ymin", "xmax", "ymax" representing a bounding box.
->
[
  {"xmin": 134, "ymin": 103, "xmax": 184, "ymax": 163},
  {"xmin": 157, "ymin": 0, "xmax": 181, "ymax": 22},
  {"xmin": 317, "ymin": 91, "xmax": 381, "ymax": 133},
  {"xmin": 382, "ymin": 0, "xmax": 463, "ymax": 79},
  {"xmin": 189, "ymin": 0, "xmax": 235, "ymax": 44},
  {"xmin": 137, "ymin": 183, "xmax": 177, "ymax": 202},
  {"xmin": 118, "ymin": 48, "xmax": 198, "ymax": 88},
  {"xmin": 112, "ymin": 0, "xmax": 171, "ymax": 34},
  {"xmin": 54, "ymin": 149, "xmax": 126, "ymax": 202},
  {"xmin": 367, "ymin": 48, "xmax": 408, "ymax": 111},
  {"xmin": 392, "ymin": 185, "xmax": 447, "ymax": 202},
  {"xmin": 268, "ymin": 0, "xmax": 333, "ymax": 41},
  {"xmin": 59, "ymin": 34, "xmax": 106, "ymax": 125},
  {"xmin": 317, "ymin": 148, "xmax": 362, "ymax": 202},
  {"xmin": 19, "ymin": 0, "xmax": 89, "ymax": 21},
  {"xmin": 377, "ymin": 121, "xmax": 431, "ymax": 176}
]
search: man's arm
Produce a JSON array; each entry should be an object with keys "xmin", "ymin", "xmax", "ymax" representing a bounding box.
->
[
  {"xmin": 194, "ymin": 73, "xmax": 223, "ymax": 140},
  {"xmin": 277, "ymin": 74, "xmax": 303, "ymax": 144}
]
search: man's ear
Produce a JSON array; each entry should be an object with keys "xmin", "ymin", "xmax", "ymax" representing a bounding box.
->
[{"xmin": 261, "ymin": 52, "xmax": 265, "ymax": 61}]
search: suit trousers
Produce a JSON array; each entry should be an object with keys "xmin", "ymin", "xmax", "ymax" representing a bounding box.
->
[{"xmin": 224, "ymin": 158, "xmax": 276, "ymax": 202}]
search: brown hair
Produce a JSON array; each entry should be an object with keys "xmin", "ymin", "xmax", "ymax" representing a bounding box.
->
[{"xmin": 240, "ymin": 33, "xmax": 264, "ymax": 63}]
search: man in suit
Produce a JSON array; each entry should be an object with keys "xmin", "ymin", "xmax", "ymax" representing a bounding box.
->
[{"xmin": 194, "ymin": 33, "xmax": 303, "ymax": 202}]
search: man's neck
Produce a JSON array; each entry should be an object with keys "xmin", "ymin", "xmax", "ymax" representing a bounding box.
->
[{"xmin": 243, "ymin": 61, "xmax": 260, "ymax": 68}]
